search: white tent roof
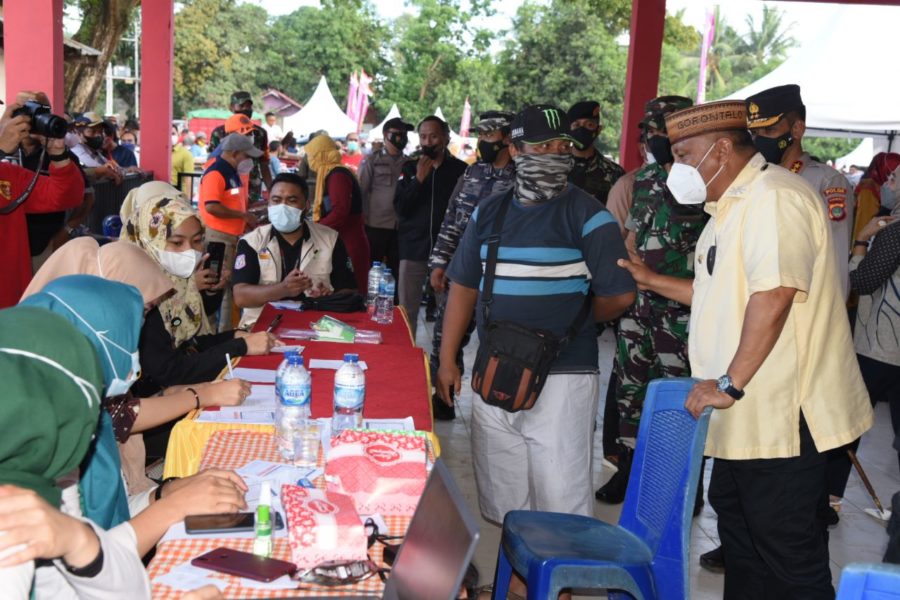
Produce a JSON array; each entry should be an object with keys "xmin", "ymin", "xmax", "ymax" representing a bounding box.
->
[
  {"xmin": 367, "ymin": 104, "xmax": 402, "ymax": 142},
  {"xmin": 281, "ymin": 76, "xmax": 359, "ymax": 140},
  {"xmin": 725, "ymin": 4, "xmax": 900, "ymax": 147},
  {"xmin": 434, "ymin": 107, "xmax": 461, "ymax": 139}
]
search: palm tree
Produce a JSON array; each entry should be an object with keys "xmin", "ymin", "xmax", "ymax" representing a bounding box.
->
[{"xmin": 744, "ymin": 5, "xmax": 796, "ymax": 64}]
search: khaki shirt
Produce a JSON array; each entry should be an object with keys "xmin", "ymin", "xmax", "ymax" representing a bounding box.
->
[
  {"xmin": 690, "ymin": 153, "xmax": 872, "ymax": 460},
  {"xmin": 791, "ymin": 152, "xmax": 855, "ymax": 300}
]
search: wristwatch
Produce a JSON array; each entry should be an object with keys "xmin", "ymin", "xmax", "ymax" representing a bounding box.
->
[{"xmin": 716, "ymin": 374, "xmax": 745, "ymax": 400}]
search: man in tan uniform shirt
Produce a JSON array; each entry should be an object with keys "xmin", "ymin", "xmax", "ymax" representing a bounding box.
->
[{"xmin": 620, "ymin": 100, "xmax": 872, "ymax": 599}]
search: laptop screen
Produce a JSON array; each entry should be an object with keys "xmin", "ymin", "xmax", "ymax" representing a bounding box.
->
[{"xmin": 382, "ymin": 458, "xmax": 480, "ymax": 600}]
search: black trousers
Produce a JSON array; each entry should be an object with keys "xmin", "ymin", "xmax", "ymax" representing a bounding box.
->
[
  {"xmin": 429, "ymin": 283, "xmax": 476, "ymax": 386},
  {"xmin": 710, "ymin": 417, "xmax": 834, "ymax": 600},
  {"xmin": 366, "ymin": 226, "xmax": 400, "ymax": 293},
  {"xmin": 825, "ymin": 353, "xmax": 900, "ymax": 497}
]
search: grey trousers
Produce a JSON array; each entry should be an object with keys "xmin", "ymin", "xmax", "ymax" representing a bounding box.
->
[{"xmin": 398, "ymin": 259, "xmax": 428, "ymax": 339}]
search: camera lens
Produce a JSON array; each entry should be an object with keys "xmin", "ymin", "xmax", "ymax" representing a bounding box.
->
[{"xmin": 33, "ymin": 113, "xmax": 68, "ymax": 139}]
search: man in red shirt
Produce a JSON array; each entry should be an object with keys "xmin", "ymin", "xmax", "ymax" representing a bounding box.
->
[
  {"xmin": 0, "ymin": 103, "xmax": 84, "ymax": 307},
  {"xmin": 341, "ymin": 131, "xmax": 364, "ymax": 174}
]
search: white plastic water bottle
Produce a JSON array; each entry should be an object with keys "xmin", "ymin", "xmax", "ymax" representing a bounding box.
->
[
  {"xmin": 366, "ymin": 261, "xmax": 384, "ymax": 315},
  {"xmin": 332, "ymin": 353, "xmax": 365, "ymax": 434},
  {"xmin": 374, "ymin": 268, "xmax": 395, "ymax": 324},
  {"xmin": 275, "ymin": 352, "xmax": 312, "ymax": 463}
]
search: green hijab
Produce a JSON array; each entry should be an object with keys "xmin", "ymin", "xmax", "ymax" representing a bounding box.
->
[{"xmin": 0, "ymin": 306, "xmax": 103, "ymax": 507}]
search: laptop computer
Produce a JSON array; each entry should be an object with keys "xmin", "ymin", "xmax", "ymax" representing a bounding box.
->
[
  {"xmin": 260, "ymin": 457, "xmax": 479, "ymax": 599},
  {"xmin": 381, "ymin": 457, "xmax": 481, "ymax": 600}
]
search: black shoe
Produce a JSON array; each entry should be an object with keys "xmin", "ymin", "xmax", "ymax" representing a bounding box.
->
[
  {"xmin": 693, "ymin": 494, "xmax": 705, "ymax": 517},
  {"xmin": 595, "ymin": 448, "xmax": 632, "ymax": 504},
  {"xmin": 699, "ymin": 546, "xmax": 725, "ymax": 574},
  {"xmin": 431, "ymin": 392, "xmax": 456, "ymax": 421}
]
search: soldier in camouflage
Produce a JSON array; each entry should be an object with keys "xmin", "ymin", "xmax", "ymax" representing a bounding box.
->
[
  {"xmin": 567, "ymin": 100, "xmax": 625, "ymax": 205},
  {"xmin": 596, "ymin": 95, "xmax": 704, "ymax": 504},
  {"xmin": 209, "ymin": 91, "xmax": 273, "ymax": 203},
  {"xmin": 427, "ymin": 111, "xmax": 516, "ymax": 420}
]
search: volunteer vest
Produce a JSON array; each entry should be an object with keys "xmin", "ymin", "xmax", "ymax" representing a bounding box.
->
[{"xmin": 238, "ymin": 222, "xmax": 338, "ymax": 328}]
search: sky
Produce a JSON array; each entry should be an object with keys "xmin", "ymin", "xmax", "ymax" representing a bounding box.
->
[{"xmin": 243, "ymin": 0, "xmax": 866, "ymax": 53}]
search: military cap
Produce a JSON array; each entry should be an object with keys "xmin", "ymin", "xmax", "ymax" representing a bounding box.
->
[
  {"xmin": 745, "ymin": 84, "xmax": 805, "ymax": 129},
  {"xmin": 474, "ymin": 110, "xmax": 515, "ymax": 134},
  {"xmin": 665, "ymin": 100, "xmax": 748, "ymax": 144},
  {"xmin": 567, "ymin": 101, "xmax": 601, "ymax": 123},
  {"xmin": 639, "ymin": 95, "xmax": 693, "ymax": 132}
]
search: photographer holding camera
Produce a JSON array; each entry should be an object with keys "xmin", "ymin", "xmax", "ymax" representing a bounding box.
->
[
  {"xmin": 0, "ymin": 99, "xmax": 84, "ymax": 308},
  {"xmin": 10, "ymin": 92, "xmax": 93, "ymax": 270}
]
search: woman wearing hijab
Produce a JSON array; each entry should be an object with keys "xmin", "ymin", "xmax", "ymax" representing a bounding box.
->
[
  {"xmin": 306, "ymin": 133, "xmax": 370, "ymax": 293},
  {"xmin": 119, "ymin": 181, "xmax": 278, "ymax": 397},
  {"xmin": 19, "ymin": 276, "xmax": 249, "ymax": 559},
  {"xmin": 0, "ymin": 306, "xmax": 151, "ymax": 599},
  {"xmin": 853, "ymin": 152, "xmax": 900, "ymax": 241},
  {"xmin": 23, "ymin": 237, "xmax": 252, "ymax": 495}
]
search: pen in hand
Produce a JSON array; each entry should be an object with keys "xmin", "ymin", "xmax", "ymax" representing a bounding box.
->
[
  {"xmin": 225, "ymin": 353, "xmax": 235, "ymax": 379},
  {"xmin": 266, "ymin": 313, "xmax": 283, "ymax": 333}
]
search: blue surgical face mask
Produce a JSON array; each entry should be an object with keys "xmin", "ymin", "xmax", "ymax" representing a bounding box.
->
[
  {"xmin": 121, "ymin": 142, "xmax": 136, "ymax": 152},
  {"xmin": 881, "ymin": 182, "xmax": 897, "ymax": 211},
  {"xmin": 47, "ymin": 292, "xmax": 141, "ymax": 397},
  {"xmin": 268, "ymin": 203, "xmax": 304, "ymax": 233},
  {"xmin": 347, "ymin": 141, "xmax": 360, "ymax": 152}
]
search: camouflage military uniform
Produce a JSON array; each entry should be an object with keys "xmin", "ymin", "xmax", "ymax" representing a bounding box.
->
[
  {"xmin": 569, "ymin": 148, "xmax": 625, "ymax": 205},
  {"xmin": 616, "ymin": 162, "xmax": 707, "ymax": 436},
  {"xmin": 209, "ymin": 123, "xmax": 269, "ymax": 202},
  {"xmin": 428, "ymin": 160, "xmax": 516, "ymax": 381}
]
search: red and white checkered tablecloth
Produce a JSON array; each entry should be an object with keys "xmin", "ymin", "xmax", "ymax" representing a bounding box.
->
[{"xmin": 149, "ymin": 430, "xmax": 411, "ymax": 599}]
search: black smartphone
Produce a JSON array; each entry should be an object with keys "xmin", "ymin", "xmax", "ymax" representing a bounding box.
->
[
  {"xmin": 204, "ymin": 241, "xmax": 226, "ymax": 283},
  {"xmin": 184, "ymin": 511, "xmax": 284, "ymax": 535},
  {"xmin": 191, "ymin": 546, "xmax": 297, "ymax": 582}
]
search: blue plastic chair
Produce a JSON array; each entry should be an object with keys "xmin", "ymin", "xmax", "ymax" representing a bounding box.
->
[
  {"xmin": 491, "ymin": 378, "xmax": 710, "ymax": 600},
  {"xmin": 836, "ymin": 563, "xmax": 900, "ymax": 599}
]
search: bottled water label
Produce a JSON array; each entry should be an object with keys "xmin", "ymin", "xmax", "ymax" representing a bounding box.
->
[
  {"xmin": 280, "ymin": 382, "xmax": 311, "ymax": 406},
  {"xmin": 334, "ymin": 384, "xmax": 365, "ymax": 411}
]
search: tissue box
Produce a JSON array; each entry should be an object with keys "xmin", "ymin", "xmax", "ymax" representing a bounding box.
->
[
  {"xmin": 281, "ymin": 485, "xmax": 367, "ymax": 570},
  {"xmin": 325, "ymin": 430, "xmax": 427, "ymax": 516}
]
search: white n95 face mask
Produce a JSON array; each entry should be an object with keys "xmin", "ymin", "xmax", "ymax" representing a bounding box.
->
[
  {"xmin": 666, "ymin": 142, "xmax": 725, "ymax": 205},
  {"xmin": 238, "ymin": 158, "xmax": 254, "ymax": 174},
  {"xmin": 156, "ymin": 248, "xmax": 202, "ymax": 279}
]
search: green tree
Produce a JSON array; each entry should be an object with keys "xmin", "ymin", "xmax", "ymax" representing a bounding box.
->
[
  {"xmin": 497, "ymin": 0, "xmax": 629, "ymax": 153},
  {"xmin": 260, "ymin": 0, "xmax": 387, "ymax": 110},
  {"xmin": 377, "ymin": 0, "xmax": 495, "ymax": 127}
]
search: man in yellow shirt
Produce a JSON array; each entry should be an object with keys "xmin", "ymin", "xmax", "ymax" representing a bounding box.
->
[
  {"xmin": 171, "ymin": 124, "xmax": 195, "ymax": 194},
  {"xmin": 620, "ymin": 100, "xmax": 873, "ymax": 599}
]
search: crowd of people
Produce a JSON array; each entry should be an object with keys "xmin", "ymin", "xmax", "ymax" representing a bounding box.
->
[{"xmin": 0, "ymin": 79, "xmax": 898, "ymax": 600}]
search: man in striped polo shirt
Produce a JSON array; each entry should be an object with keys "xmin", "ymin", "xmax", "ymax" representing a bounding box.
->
[{"xmin": 438, "ymin": 104, "xmax": 636, "ymax": 528}]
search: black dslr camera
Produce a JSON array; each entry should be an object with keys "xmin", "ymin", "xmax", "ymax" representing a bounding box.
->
[{"xmin": 12, "ymin": 100, "xmax": 67, "ymax": 139}]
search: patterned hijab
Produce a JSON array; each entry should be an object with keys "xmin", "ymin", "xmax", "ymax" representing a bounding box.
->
[
  {"xmin": 305, "ymin": 134, "xmax": 345, "ymax": 221},
  {"xmin": 120, "ymin": 182, "xmax": 211, "ymax": 346},
  {"xmin": 22, "ymin": 237, "xmax": 173, "ymax": 304},
  {"xmin": 0, "ymin": 306, "xmax": 103, "ymax": 507}
]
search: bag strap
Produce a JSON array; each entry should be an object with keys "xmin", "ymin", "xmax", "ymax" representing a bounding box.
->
[
  {"xmin": 563, "ymin": 293, "xmax": 592, "ymax": 346},
  {"xmin": 480, "ymin": 189, "xmax": 514, "ymax": 324}
]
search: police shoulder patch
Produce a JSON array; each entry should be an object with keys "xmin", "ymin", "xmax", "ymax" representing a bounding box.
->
[
  {"xmin": 235, "ymin": 254, "xmax": 246, "ymax": 270},
  {"xmin": 827, "ymin": 198, "xmax": 847, "ymax": 221}
]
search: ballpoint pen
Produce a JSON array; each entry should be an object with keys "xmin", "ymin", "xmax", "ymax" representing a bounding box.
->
[{"xmin": 266, "ymin": 313, "xmax": 283, "ymax": 333}]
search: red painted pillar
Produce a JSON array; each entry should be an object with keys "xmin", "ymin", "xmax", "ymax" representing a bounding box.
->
[
  {"xmin": 619, "ymin": 0, "xmax": 666, "ymax": 171},
  {"xmin": 139, "ymin": 0, "xmax": 174, "ymax": 182},
  {"xmin": 4, "ymin": 0, "xmax": 65, "ymax": 110}
]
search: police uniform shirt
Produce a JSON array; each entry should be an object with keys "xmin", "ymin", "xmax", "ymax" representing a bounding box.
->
[
  {"xmin": 232, "ymin": 227, "xmax": 357, "ymax": 294},
  {"xmin": 788, "ymin": 152, "xmax": 855, "ymax": 299}
]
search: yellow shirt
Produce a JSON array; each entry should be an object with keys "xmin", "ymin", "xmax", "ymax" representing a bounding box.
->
[
  {"xmin": 689, "ymin": 153, "xmax": 872, "ymax": 460},
  {"xmin": 171, "ymin": 144, "xmax": 195, "ymax": 191}
]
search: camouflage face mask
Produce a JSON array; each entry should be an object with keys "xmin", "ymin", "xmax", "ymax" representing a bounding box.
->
[{"xmin": 513, "ymin": 152, "xmax": 574, "ymax": 204}]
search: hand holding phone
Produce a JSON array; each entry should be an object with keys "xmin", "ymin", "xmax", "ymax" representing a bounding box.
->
[{"xmin": 204, "ymin": 241, "xmax": 227, "ymax": 284}]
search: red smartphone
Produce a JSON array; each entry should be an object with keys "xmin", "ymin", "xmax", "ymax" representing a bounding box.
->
[{"xmin": 191, "ymin": 546, "xmax": 297, "ymax": 582}]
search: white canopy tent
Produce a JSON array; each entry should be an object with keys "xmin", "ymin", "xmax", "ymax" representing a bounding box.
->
[
  {"xmin": 725, "ymin": 4, "xmax": 900, "ymax": 153},
  {"xmin": 835, "ymin": 138, "xmax": 875, "ymax": 171},
  {"xmin": 281, "ymin": 76, "xmax": 359, "ymax": 140}
]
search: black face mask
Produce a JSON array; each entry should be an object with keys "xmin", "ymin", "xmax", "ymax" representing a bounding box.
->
[
  {"xmin": 477, "ymin": 139, "xmax": 506, "ymax": 164},
  {"xmin": 85, "ymin": 135, "xmax": 104, "ymax": 151},
  {"xmin": 421, "ymin": 145, "xmax": 440, "ymax": 159},
  {"xmin": 647, "ymin": 135, "xmax": 674, "ymax": 165},
  {"xmin": 570, "ymin": 127, "xmax": 596, "ymax": 151},
  {"xmin": 753, "ymin": 132, "xmax": 794, "ymax": 164},
  {"xmin": 387, "ymin": 132, "xmax": 408, "ymax": 150},
  {"xmin": 235, "ymin": 108, "xmax": 253, "ymax": 119}
]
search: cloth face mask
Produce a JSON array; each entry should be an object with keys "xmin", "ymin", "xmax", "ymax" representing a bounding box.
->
[{"xmin": 513, "ymin": 152, "xmax": 574, "ymax": 204}]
